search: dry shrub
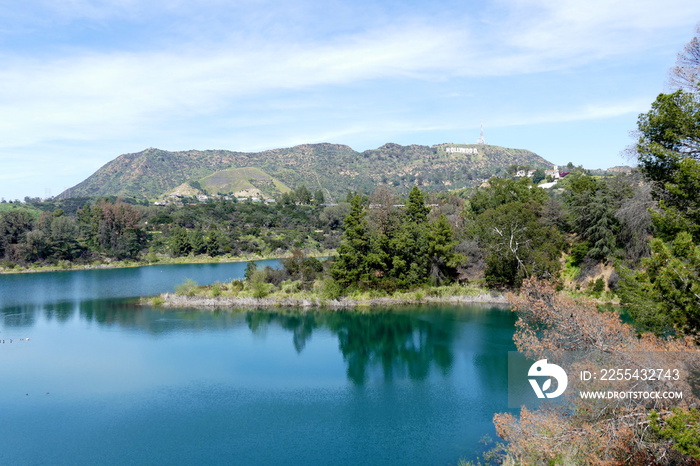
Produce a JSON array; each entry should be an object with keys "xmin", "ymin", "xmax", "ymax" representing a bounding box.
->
[{"xmin": 494, "ymin": 278, "xmax": 700, "ymax": 465}]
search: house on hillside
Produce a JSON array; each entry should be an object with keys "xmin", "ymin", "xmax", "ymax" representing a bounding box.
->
[{"xmin": 544, "ymin": 166, "xmax": 560, "ymax": 179}]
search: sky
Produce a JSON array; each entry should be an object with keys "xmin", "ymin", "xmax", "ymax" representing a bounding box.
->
[{"xmin": 1, "ymin": 0, "xmax": 700, "ymax": 201}]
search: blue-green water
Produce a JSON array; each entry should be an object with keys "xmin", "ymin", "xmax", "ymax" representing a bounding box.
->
[{"xmin": 0, "ymin": 262, "xmax": 516, "ymax": 465}]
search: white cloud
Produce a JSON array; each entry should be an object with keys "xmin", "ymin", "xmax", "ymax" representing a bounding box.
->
[
  {"xmin": 471, "ymin": 0, "xmax": 700, "ymax": 74},
  {"xmin": 485, "ymin": 98, "xmax": 650, "ymax": 128},
  {"xmin": 0, "ymin": 21, "xmax": 466, "ymax": 148}
]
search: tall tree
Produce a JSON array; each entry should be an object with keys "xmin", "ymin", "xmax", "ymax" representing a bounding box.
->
[
  {"xmin": 426, "ymin": 214, "xmax": 461, "ymax": 284},
  {"xmin": 405, "ymin": 186, "xmax": 430, "ymax": 223},
  {"xmin": 618, "ymin": 231, "xmax": 700, "ymax": 337},
  {"xmin": 636, "ymin": 90, "xmax": 700, "ymax": 241},
  {"xmin": 0, "ymin": 209, "xmax": 35, "ymax": 262},
  {"xmin": 330, "ymin": 195, "xmax": 377, "ymax": 288}
]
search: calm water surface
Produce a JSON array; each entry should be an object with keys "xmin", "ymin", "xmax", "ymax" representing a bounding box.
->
[{"xmin": 0, "ymin": 262, "xmax": 516, "ymax": 465}]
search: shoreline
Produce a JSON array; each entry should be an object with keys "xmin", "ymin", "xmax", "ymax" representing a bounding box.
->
[
  {"xmin": 151, "ymin": 291, "xmax": 511, "ymax": 310},
  {"xmin": 0, "ymin": 252, "xmax": 332, "ymax": 275}
]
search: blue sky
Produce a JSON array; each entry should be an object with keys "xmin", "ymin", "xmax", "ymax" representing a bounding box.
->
[{"xmin": 1, "ymin": 0, "xmax": 699, "ymax": 200}]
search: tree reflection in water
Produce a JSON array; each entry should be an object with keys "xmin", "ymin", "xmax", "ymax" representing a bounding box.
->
[
  {"xmin": 2, "ymin": 297, "xmax": 511, "ymax": 387},
  {"xmin": 246, "ymin": 309, "xmax": 457, "ymax": 385}
]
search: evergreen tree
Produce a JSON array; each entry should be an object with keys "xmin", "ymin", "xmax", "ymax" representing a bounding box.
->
[
  {"xmin": 618, "ymin": 232, "xmax": 700, "ymax": 336},
  {"xmin": 636, "ymin": 90, "xmax": 700, "ymax": 241},
  {"xmin": 331, "ymin": 195, "xmax": 377, "ymax": 288},
  {"xmin": 188, "ymin": 229, "xmax": 206, "ymax": 255},
  {"xmin": 169, "ymin": 226, "xmax": 191, "ymax": 257},
  {"xmin": 406, "ymin": 186, "xmax": 429, "ymax": 223},
  {"xmin": 426, "ymin": 214, "xmax": 461, "ymax": 284}
]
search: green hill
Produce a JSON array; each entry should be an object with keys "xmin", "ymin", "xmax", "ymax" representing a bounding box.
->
[
  {"xmin": 198, "ymin": 167, "xmax": 291, "ymax": 198},
  {"xmin": 58, "ymin": 143, "xmax": 553, "ymax": 201}
]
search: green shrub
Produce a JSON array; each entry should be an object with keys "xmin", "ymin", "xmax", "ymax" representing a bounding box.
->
[
  {"xmin": 280, "ymin": 280, "xmax": 302, "ymax": 294},
  {"xmin": 175, "ymin": 278, "xmax": 199, "ymax": 296},
  {"xmin": 589, "ymin": 277, "xmax": 605, "ymax": 297},
  {"xmin": 320, "ymin": 278, "xmax": 343, "ymax": 300},
  {"xmin": 230, "ymin": 280, "xmax": 244, "ymax": 292},
  {"xmin": 210, "ymin": 281, "xmax": 222, "ymax": 297},
  {"xmin": 249, "ymin": 271, "xmax": 271, "ymax": 299},
  {"xmin": 0, "ymin": 260, "xmax": 16, "ymax": 269},
  {"xmin": 151, "ymin": 295, "xmax": 165, "ymax": 306},
  {"xmin": 570, "ymin": 241, "xmax": 590, "ymax": 266}
]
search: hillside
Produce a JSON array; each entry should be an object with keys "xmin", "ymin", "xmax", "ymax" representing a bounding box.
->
[
  {"xmin": 58, "ymin": 143, "xmax": 553, "ymax": 201},
  {"xmin": 198, "ymin": 167, "xmax": 291, "ymax": 198}
]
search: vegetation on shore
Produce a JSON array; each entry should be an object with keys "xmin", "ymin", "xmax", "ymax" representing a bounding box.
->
[
  {"xmin": 0, "ymin": 188, "xmax": 342, "ymax": 274},
  {"xmin": 463, "ymin": 28, "xmax": 700, "ymax": 465},
  {"xmin": 486, "ymin": 279, "xmax": 699, "ymax": 465}
]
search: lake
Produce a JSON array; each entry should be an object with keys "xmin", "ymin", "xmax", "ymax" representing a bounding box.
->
[{"xmin": 0, "ymin": 261, "xmax": 517, "ymax": 465}]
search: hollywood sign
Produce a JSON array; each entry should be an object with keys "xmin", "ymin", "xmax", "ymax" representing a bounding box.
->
[{"xmin": 445, "ymin": 147, "xmax": 478, "ymax": 155}]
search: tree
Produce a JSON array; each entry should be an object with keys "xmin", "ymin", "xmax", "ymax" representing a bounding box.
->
[
  {"xmin": 0, "ymin": 209, "xmax": 35, "ymax": 262},
  {"xmin": 78, "ymin": 200, "xmax": 145, "ymax": 259},
  {"xmin": 49, "ymin": 215, "xmax": 81, "ymax": 261},
  {"xmin": 313, "ymin": 189, "xmax": 325, "ymax": 205},
  {"xmin": 473, "ymin": 202, "xmax": 564, "ymax": 288},
  {"xmin": 468, "ymin": 177, "xmax": 547, "ymax": 217},
  {"xmin": 405, "ymin": 186, "xmax": 429, "ymax": 223},
  {"xmin": 169, "ymin": 226, "xmax": 191, "ymax": 257},
  {"xmin": 244, "ymin": 260, "xmax": 257, "ymax": 281},
  {"xmin": 294, "ymin": 185, "xmax": 312, "ymax": 205},
  {"xmin": 426, "ymin": 214, "xmax": 461, "ymax": 284},
  {"xmin": 620, "ymin": 30, "xmax": 700, "ymax": 340},
  {"xmin": 330, "ymin": 195, "xmax": 377, "ymax": 288},
  {"xmin": 614, "ymin": 180, "xmax": 654, "ymax": 262},
  {"xmin": 531, "ymin": 168, "xmax": 545, "ymax": 184},
  {"xmin": 617, "ymin": 231, "xmax": 700, "ymax": 337},
  {"xmin": 669, "ymin": 24, "xmax": 700, "ymax": 93},
  {"xmin": 188, "ymin": 229, "xmax": 206, "ymax": 255},
  {"xmin": 563, "ymin": 174, "xmax": 621, "ymax": 262},
  {"xmin": 636, "ymin": 90, "xmax": 700, "ymax": 241}
]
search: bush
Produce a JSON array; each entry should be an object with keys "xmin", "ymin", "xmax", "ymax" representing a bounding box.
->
[
  {"xmin": 589, "ymin": 277, "xmax": 605, "ymax": 297},
  {"xmin": 209, "ymin": 282, "xmax": 222, "ymax": 297},
  {"xmin": 280, "ymin": 280, "xmax": 302, "ymax": 294},
  {"xmin": 249, "ymin": 271, "xmax": 271, "ymax": 299},
  {"xmin": 320, "ymin": 278, "xmax": 343, "ymax": 300},
  {"xmin": 0, "ymin": 260, "xmax": 16, "ymax": 269},
  {"xmin": 151, "ymin": 295, "xmax": 165, "ymax": 306},
  {"xmin": 569, "ymin": 241, "xmax": 590, "ymax": 266},
  {"xmin": 175, "ymin": 278, "xmax": 199, "ymax": 296}
]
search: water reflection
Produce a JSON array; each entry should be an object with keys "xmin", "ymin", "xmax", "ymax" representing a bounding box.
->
[
  {"xmin": 243, "ymin": 308, "xmax": 458, "ymax": 384},
  {"xmin": 43, "ymin": 301, "xmax": 75, "ymax": 323},
  {"xmin": 1, "ymin": 294, "xmax": 513, "ymax": 386}
]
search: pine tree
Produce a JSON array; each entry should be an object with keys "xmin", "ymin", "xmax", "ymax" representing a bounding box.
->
[
  {"xmin": 331, "ymin": 195, "xmax": 375, "ymax": 288},
  {"xmin": 426, "ymin": 214, "xmax": 461, "ymax": 284},
  {"xmin": 406, "ymin": 186, "xmax": 430, "ymax": 223}
]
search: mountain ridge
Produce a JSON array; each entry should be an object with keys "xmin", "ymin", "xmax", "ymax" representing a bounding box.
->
[{"xmin": 58, "ymin": 142, "xmax": 554, "ymax": 200}]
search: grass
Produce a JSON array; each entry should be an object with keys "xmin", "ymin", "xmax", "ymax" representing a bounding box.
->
[{"xmin": 199, "ymin": 167, "xmax": 291, "ymax": 197}]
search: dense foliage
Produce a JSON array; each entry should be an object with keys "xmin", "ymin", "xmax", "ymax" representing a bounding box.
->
[
  {"xmin": 0, "ymin": 198, "xmax": 341, "ymax": 268},
  {"xmin": 330, "ymin": 187, "xmax": 461, "ymax": 291}
]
